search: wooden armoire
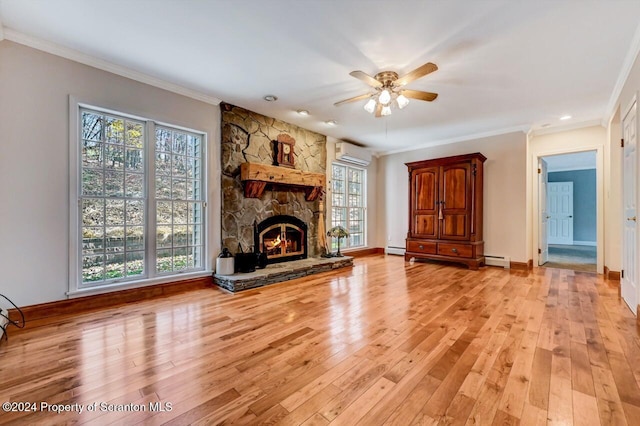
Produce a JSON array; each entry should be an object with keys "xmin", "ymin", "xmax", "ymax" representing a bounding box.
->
[{"xmin": 405, "ymin": 153, "xmax": 486, "ymax": 269}]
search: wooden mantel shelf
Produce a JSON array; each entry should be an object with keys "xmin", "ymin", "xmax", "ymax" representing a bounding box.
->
[{"xmin": 240, "ymin": 162, "xmax": 325, "ymax": 201}]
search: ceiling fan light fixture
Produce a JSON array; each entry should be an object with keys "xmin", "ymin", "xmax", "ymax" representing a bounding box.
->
[
  {"xmin": 396, "ymin": 94, "xmax": 410, "ymax": 109},
  {"xmin": 334, "ymin": 61, "xmax": 438, "ymax": 118},
  {"xmin": 378, "ymin": 89, "xmax": 391, "ymax": 105},
  {"xmin": 364, "ymin": 98, "xmax": 377, "ymax": 113}
]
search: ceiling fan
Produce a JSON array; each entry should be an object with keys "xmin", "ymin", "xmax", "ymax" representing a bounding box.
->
[{"xmin": 334, "ymin": 62, "xmax": 438, "ymax": 117}]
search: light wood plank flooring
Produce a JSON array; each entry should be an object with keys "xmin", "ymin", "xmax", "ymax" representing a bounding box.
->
[{"xmin": 1, "ymin": 255, "xmax": 639, "ymax": 425}]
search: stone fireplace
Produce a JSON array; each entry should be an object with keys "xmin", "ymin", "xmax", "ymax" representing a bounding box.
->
[
  {"xmin": 255, "ymin": 215, "xmax": 307, "ymax": 264},
  {"xmin": 215, "ymin": 104, "xmax": 354, "ymax": 292},
  {"xmin": 221, "ymin": 103, "xmax": 326, "ymax": 258}
]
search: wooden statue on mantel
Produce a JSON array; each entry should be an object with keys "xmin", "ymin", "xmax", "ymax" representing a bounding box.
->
[{"xmin": 273, "ymin": 134, "xmax": 295, "ymax": 168}]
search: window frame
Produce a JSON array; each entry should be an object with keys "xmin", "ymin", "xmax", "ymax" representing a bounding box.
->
[
  {"xmin": 330, "ymin": 162, "xmax": 367, "ymax": 250},
  {"xmin": 69, "ymin": 98, "xmax": 209, "ymax": 297}
]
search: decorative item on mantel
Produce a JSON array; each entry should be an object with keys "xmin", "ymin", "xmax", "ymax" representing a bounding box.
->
[
  {"xmin": 273, "ymin": 134, "xmax": 295, "ymax": 168},
  {"xmin": 327, "ymin": 225, "xmax": 349, "ymax": 257}
]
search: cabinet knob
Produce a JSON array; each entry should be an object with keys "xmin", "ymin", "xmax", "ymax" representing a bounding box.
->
[
  {"xmin": 451, "ymin": 248, "xmax": 458, "ymax": 253},
  {"xmin": 419, "ymin": 245, "xmax": 424, "ymax": 250}
]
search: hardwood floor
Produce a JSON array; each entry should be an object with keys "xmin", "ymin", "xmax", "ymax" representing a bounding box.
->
[{"xmin": 1, "ymin": 255, "xmax": 638, "ymax": 425}]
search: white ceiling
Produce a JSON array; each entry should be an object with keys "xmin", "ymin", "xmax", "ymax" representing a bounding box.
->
[{"xmin": 2, "ymin": 0, "xmax": 640, "ymax": 154}]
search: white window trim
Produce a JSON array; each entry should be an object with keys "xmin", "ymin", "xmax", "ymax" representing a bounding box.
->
[
  {"xmin": 330, "ymin": 161, "xmax": 367, "ymax": 250},
  {"xmin": 68, "ymin": 96, "xmax": 210, "ymax": 296}
]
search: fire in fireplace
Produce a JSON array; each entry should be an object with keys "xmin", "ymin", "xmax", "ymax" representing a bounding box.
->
[{"xmin": 255, "ymin": 215, "xmax": 307, "ymax": 264}]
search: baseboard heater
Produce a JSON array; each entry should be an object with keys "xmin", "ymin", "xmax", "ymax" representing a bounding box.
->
[
  {"xmin": 485, "ymin": 255, "xmax": 511, "ymax": 269},
  {"xmin": 385, "ymin": 246, "xmax": 406, "ymax": 256}
]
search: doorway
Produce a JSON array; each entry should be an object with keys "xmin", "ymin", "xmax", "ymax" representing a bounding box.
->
[{"xmin": 539, "ymin": 151, "xmax": 597, "ymax": 272}]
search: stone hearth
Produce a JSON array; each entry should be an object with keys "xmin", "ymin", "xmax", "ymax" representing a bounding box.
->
[{"xmin": 214, "ymin": 256, "xmax": 353, "ymax": 292}]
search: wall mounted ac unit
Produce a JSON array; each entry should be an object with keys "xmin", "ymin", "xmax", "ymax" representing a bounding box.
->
[{"xmin": 335, "ymin": 142, "xmax": 372, "ymax": 167}]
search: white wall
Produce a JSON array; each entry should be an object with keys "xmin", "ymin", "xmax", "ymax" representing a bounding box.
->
[
  {"xmin": 378, "ymin": 132, "xmax": 528, "ymax": 263},
  {"xmin": 325, "ymin": 137, "xmax": 380, "ymax": 250},
  {"xmin": 0, "ymin": 41, "xmax": 221, "ymax": 307},
  {"xmin": 528, "ymin": 126, "xmax": 606, "ymax": 273}
]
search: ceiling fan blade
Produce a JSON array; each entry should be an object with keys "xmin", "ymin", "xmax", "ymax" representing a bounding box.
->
[
  {"xmin": 394, "ymin": 62, "xmax": 438, "ymax": 87},
  {"xmin": 401, "ymin": 89, "xmax": 438, "ymax": 102},
  {"xmin": 334, "ymin": 93, "xmax": 373, "ymax": 106},
  {"xmin": 375, "ymin": 103, "xmax": 382, "ymax": 118},
  {"xmin": 350, "ymin": 70, "xmax": 383, "ymax": 88}
]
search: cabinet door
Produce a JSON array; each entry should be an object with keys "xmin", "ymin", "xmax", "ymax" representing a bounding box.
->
[
  {"xmin": 410, "ymin": 167, "xmax": 439, "ymax": 238},
  {"xmin": 439, "ymin": 163, "xmax": 471, "ymax": 240}
]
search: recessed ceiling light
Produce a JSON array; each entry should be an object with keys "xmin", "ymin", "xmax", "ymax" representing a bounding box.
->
[
  {"xmin": 325, "ymin": 120, "xmax": 337, "ymax": 126},
  {"xmin": 263, "ymin": 95, "xmax": 278, "ymax": 102},
  {"xmin": 560, "ymin": 115, "xmax": 572, "ymax": 121},
  {"xmin": 297, "ymin": 110, "xmax": 309, "ymax": 116}
]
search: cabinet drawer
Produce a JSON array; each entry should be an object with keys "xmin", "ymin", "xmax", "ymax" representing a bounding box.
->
[
  {"xmin": 407, "ymin": 240, "xmax": 437, "ymax": 254},
  {"xmin": 437, "ymin": 242, "xmax": 473, "ymax": 258}
]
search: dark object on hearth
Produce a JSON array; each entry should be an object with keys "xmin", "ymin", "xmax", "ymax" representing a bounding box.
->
[
  {"xmin": 255, "ymin": 250, "xmax": 268, "ymax": 269},
  {"xmin": 235, "ymin": 244, "xmax": 256, "ymax": 273},
  {"xmin": 253, "ymin": 221, "xmax": 268, "ymax": 269}
]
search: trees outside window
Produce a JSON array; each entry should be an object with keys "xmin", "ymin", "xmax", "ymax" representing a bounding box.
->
[
  {"xmin": 331, "ymin": 164, "xmax": 365, "ymax": 250},
  {"xmin": 77, "ymin": 108, "xmax": 205, "ymax": 288}
]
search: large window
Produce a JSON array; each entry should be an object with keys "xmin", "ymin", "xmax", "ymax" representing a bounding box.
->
[
  {"xmin": 331, "ymin": 163, "xmax": 366, "ymax": 250},
  {"xmin": 76, "ymin": 107, "xmax": 205, "ymax": 289}
]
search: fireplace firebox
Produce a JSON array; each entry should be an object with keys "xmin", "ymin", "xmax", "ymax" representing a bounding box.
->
[{"xmin": 255, "ymin": 215, "xmax": 307, "ymax": 264}]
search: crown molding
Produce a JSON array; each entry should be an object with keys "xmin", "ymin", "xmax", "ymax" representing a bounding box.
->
[
  {"xmin": 378, "ymin": 124, "xmax": 530, "ymax": 157},
  {"xmin": 604, "ymin": 21, "xmax": 640, "ymax": 121},
  {"xmin": 3, "ymin": 28, "xmax": 221, "ymax": 106},
  {"xmin": 530, "ymin": 119, "xmax": 603, "ymax": 137}
]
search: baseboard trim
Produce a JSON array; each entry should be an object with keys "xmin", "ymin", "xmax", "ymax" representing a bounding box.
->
[
  {"xmin": 510, "ymin": 259, "xmax": 533, "ymax": 270},
  {"xmin": 573, "ymin": 241, "xmax": 597, "ymax": 247},
  {"xmin": 604, "ymin": 266, "xmax": 621, "ymax": 281},
  {"xmin": 343, "ymin": 247, "xmax": 384, "ymax": 257},
  {"xmin": 8, "ymin": 275, "xmax": 213, "ymax": 325}
]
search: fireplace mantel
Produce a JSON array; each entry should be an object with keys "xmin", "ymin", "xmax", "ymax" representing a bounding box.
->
[{"xmin": 240, "ymin": 162, "xmax": 324, "ymax": 201}]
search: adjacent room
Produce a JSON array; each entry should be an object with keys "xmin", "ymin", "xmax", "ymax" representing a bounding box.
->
[
  {"xmin": 2, "ymin": 1, "xmax": 640, "ymax": 425},
  {"xmin": 540, "ymin": 151, "xmax": 597, "ymax": 272}
]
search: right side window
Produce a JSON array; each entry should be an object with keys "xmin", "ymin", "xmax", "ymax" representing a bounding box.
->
[{"xmin": 331, "ymin": 163, "xmax": 366, "ymax": 250}]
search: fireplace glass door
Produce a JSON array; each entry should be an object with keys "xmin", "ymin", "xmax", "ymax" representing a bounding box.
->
[{"xmin": 260, "ymin": 224, "xmax": 304, "ymax": 260}]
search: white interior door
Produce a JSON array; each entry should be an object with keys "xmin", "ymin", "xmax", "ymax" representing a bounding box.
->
[
  {"xmin": 548, "ymin": 182, "xmax": 574, "ymax": 245},
  {"xmin": 623, "ymin": 101, "xmax": 638, "ymax": 314},
  {"xmin": 539, "ymin": 158, "xmax": 549, "ymax": 265}
]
